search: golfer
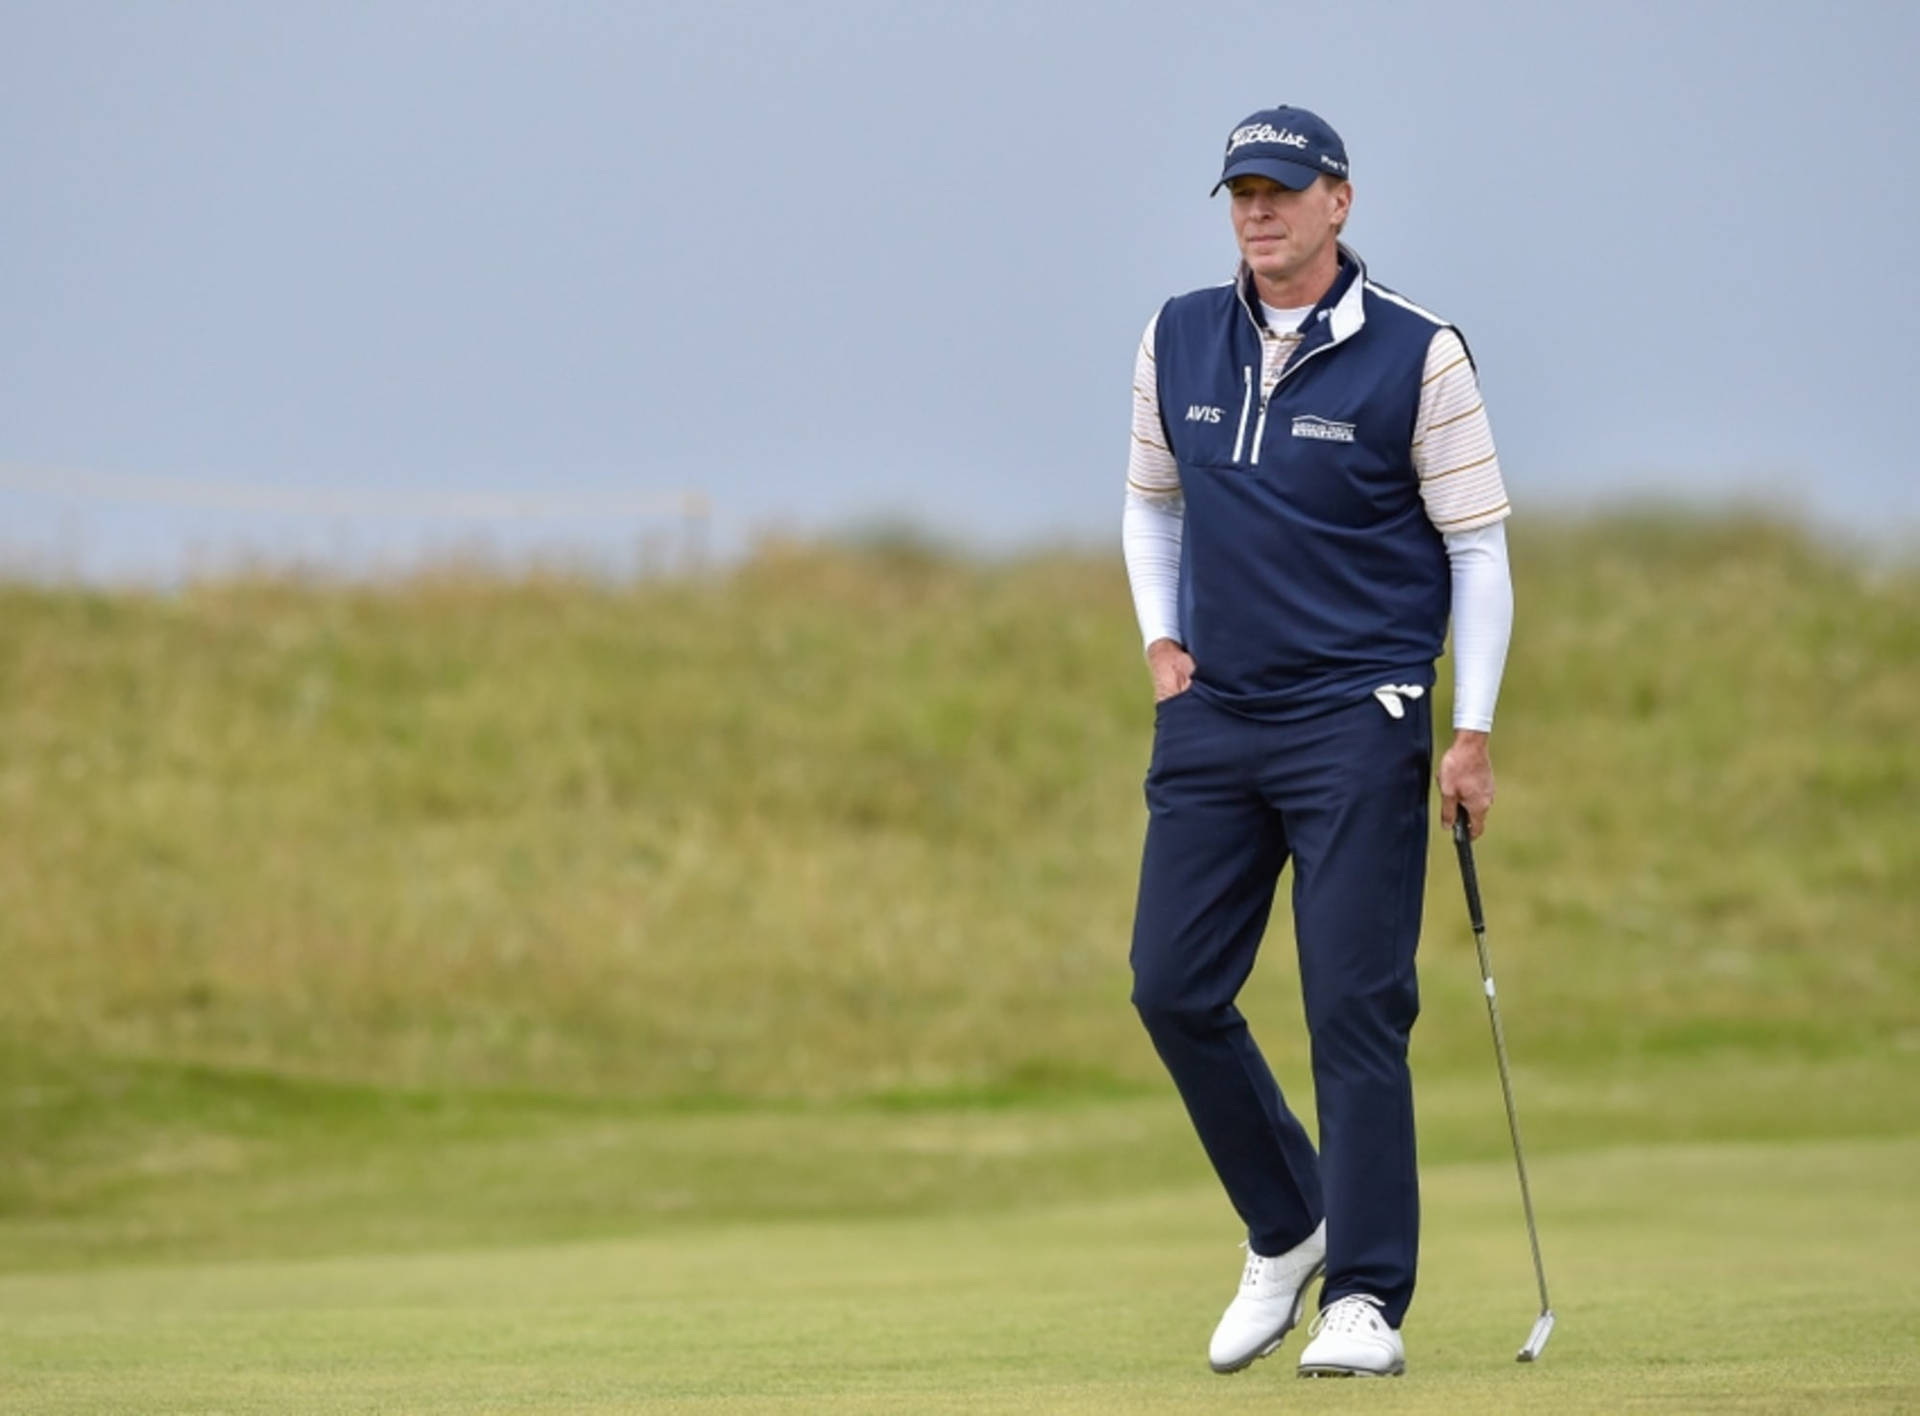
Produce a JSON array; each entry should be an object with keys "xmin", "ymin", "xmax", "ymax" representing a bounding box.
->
[{"xmin": 1123, "ymin": 103, "xmax": 1513, "ymax": 1378}]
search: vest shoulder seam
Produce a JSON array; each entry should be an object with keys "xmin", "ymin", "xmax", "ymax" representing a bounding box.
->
[{"xmin": 1363, "ymin": 280, "xmax": 1449, "ymax": 327}]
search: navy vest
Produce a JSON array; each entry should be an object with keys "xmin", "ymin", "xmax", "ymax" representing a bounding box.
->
[{"xmin": 1156, "ymin": 251, "xmax": 1460, "ymax": 722}]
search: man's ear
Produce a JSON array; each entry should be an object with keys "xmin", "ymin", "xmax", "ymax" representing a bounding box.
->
[{"xmin": 1330, "ymin": 178, "xmax": 1354, "ymax": 226}]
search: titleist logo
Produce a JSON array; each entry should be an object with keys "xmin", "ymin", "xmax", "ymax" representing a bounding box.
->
[{"xmin": 1226, "ymin": 122, "xmax": 1311, "ymax": 154}]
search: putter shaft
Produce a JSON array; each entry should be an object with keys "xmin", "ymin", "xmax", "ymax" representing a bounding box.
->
[{"xmin": 1453, "ymin": 812, "xmax": 1555, "ymax": 1361}]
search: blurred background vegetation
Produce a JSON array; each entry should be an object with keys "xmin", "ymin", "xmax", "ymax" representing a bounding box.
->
[{"xmin": 1, "ymin": 513, "xmax": 1915, "ymax": 1270}]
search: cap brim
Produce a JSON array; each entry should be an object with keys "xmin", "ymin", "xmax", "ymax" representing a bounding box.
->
[{"xmin": 1211, "ymin": 157, "xmax": 1323, "ymax": 195}]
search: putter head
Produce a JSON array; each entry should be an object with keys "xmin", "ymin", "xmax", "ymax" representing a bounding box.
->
[{"xmin": 1516, "ymin": 1310, "xmax": 1555, "ymax": 1363}]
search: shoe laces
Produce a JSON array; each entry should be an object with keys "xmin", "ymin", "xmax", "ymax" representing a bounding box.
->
[
  {"xmin": 1236, "ymin": 1241, "xmax": 1269, "ymax": 1292},
  {"xmin": 1309, "ymin": 1294, "xmax": 1387, "ymax": 1337}
]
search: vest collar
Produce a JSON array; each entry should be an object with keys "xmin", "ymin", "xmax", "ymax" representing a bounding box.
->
[{"xmin": 1236, "ymin": 242, "xmax": 1367, "ymax": 346}]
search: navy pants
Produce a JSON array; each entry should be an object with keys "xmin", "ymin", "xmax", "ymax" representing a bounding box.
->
[{"xmin": 1130, "ymin": 687, "xmax": 1430, "ymax": 1328}]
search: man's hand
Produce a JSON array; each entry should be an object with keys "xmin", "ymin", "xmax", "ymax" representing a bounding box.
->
[
  {"xmin": 1438, "ymin": 730, "xmax": 1495, "ymax": 839},
  {"xmin": 1146, "ymin": 638, "xmax": 1195, "ymax": 703}
]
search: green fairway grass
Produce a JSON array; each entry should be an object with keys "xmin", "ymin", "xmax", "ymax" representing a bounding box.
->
[
  {"xmin": 4, "ymin": 1136, "xmax": 1915, "ymax": 1413},
  {"xmin": 1, "ymin": 1052, "xmax": 1912, "ymax": 1276},
  {"xmin": 1, "ymin": 515, "xmax": 1915, "ymax": 1409}
]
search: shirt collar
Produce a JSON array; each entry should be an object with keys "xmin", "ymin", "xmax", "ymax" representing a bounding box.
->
[{"xmin": 1238, "ymin": 243, "xmax": 1367, "ymax": 344}]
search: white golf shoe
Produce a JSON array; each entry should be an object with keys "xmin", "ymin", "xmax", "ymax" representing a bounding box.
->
[
  {"xmin": 1296, "ymin": 1293, "xmax": 1406, "ymax": 1377},
  {"xmin": 1207, "ymin": 1220, "xmax": 1327, "ymax": 1373}
]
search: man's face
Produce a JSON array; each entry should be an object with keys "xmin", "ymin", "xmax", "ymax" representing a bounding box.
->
[{"xmin": 1228, "ymin": 174, "xmax": 1352, "ymax": 295}]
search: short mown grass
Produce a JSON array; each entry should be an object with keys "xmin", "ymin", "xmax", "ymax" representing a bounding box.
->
[
  {"xmin": 2, "ymin": 1136, "xmax": 1915, "ymax": 1413},
  {"xmin": 0, "ymin": 512, "xmax": 1915, "ymax": 1409}
]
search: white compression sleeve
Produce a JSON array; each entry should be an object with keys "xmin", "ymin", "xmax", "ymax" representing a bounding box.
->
[
  {"xmin": 1123, "ymin": 488, "xmax": 1184, "ymax": 649},
  {"xmin": 1444, "ymin": 521, "xmax": 1513, "ymax": 732}
]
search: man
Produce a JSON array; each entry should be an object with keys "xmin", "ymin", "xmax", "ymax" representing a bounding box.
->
[{"xmin": 1122, "ymin": 104, "xmax": 1513, "ymax": 1379}]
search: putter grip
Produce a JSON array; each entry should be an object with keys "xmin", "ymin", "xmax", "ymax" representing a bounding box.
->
[{"xmin": 1452, "ymin": 811, "xmax": 1486, "ymax": 933}]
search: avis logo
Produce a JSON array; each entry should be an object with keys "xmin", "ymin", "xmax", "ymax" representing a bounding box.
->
[{"xmin": 1185, "ymin": 405, "xmax": 1223, "ymax": 423}]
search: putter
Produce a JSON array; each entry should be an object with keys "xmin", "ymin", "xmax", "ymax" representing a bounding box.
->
[{"xmin": 1452, "ymin": 809, "xmax": 1556, "ymax": 1363}]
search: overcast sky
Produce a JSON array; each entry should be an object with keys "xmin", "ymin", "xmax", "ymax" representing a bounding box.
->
[{"xmin": 5, "ymin": 0, "xmax": 1917, "ymax": 577}]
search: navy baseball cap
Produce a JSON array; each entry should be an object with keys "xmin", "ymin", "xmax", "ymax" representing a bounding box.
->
[{"xmin": 1212, "ymin": 105, "xmax": 1349, "ymax": 194}]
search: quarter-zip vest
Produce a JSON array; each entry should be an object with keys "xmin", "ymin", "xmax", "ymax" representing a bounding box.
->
[{"xmin": 1156, "ymin": 250, "xmax": 1462, "ymax": 722}]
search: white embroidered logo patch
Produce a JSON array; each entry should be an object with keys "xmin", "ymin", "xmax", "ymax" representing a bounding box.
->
[
  {"xmin": 1185, "ymin": 404, "xmax": 1223, "ymax": 423},
  {"xmin": 1291, "ymin": 415, "xmax": 1356, "ymax": 443}
]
